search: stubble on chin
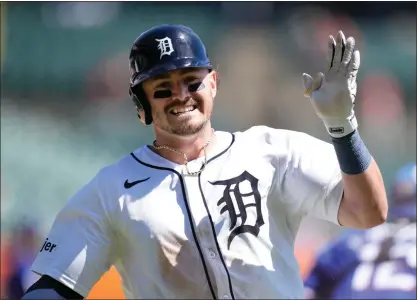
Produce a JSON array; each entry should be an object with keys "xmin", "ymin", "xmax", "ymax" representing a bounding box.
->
[{"xmin": 167, "ymin": 116, "xmax": 208, "ymax": 136}]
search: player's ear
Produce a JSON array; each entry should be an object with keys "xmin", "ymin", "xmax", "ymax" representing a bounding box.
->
[
  {"xmin": 136, "ymin": 107, "xmax": 146, "ymax": 125},
  {"xmin": 208, "ymin": 70, "xmax": 217, "ymax": 99}
]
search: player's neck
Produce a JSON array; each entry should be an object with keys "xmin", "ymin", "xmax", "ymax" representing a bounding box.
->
[{"xmin": 152, "ymin": 123, "xmax": 216, "ymax": 164}]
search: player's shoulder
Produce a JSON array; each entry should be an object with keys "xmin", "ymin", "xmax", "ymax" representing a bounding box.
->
[
  {"xmin": 233, "ymin": 125, "xmax": 328, "ymax": 152},
  {"xmin": 235, "ymin": 125, "xmax": 302, "ymax": 138},
  {"xmin": 59, "ymin": 146, "xmax": 151, "ymax": 215},
  {"xmin": 234, "ymin": 125, "xmax": 311, "ymax": 144},
  {"xmin": 90, "ymin": 145, "xmax": 150, "ymax": 186}
]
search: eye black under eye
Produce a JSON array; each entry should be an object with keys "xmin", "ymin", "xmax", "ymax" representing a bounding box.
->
[
  {"xmin": 188, "ymin": 82, "xmax": 205, "ymax": 92},
  {"xmin": 154, "ymin": 90, "xmax": 172, "ymax": 98}
]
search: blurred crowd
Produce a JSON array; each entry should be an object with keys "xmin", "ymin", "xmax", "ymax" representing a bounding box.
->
[{"xmin": 1, "ymin": 2, "xmax": 416, "ymax": 299}]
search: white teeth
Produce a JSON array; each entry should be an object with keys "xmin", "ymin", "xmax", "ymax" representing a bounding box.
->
[{"xmin": 172, "ymin": 106, "xmax": 195, "ymax": 114}]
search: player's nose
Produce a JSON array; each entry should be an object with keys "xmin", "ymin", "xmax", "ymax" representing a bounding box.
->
[{"xmin": 171, "ymin": 82, "xmax": 191, "ymax": 102}]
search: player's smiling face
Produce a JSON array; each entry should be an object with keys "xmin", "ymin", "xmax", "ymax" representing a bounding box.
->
[{"xmin": 142, "ymin": 67, "xmax": 217, "ymax": 136}]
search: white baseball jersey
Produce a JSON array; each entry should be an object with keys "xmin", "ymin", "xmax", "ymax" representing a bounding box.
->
[{"xmin": 31, "ymin": 125, "xmax": 343, "ymax": 299}]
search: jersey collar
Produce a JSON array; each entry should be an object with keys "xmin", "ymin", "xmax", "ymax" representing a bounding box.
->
[{"xmin": 134, "ymin": 130, "xmax": 234, "ymax": 173}]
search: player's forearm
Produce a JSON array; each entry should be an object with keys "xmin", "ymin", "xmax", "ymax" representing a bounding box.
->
[
  {"xmin": 333, "ymin": 131, "xmax": 388, "ymax": 228},
  {"xmin": 339, "ymin": 158, "xmax": 387, "ymax": 228}
]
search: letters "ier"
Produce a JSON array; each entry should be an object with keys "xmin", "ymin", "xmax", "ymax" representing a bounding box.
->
[{"xmin": 40, "ymin": 238, "xmax": 57, "ymax": 253}]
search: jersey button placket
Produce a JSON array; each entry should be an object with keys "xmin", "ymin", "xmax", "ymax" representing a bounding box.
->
[
  {"xmin": 183, "ymin": 175, "xmax": 227, "ymax": 298},
  {"xmin": 201, "ymin": 229, "xmax": 232, "ymax": 299},
  {"xmin": 208, "ymin": 249, "xmax": 216, "ymax": 259}
]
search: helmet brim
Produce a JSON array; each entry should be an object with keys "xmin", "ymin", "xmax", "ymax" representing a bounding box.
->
[{"xmin": 131, "ymin": 57, "xmax": 212, "ymax": 87}]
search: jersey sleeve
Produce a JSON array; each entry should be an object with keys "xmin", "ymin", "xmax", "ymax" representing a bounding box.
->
[
  {"xmin": 30, "ymin": 169, "xmax": 116, "ymax": 297},
  {"xmin": 276, "ymin": 129, "xmax": 344, "ymax": 225}
]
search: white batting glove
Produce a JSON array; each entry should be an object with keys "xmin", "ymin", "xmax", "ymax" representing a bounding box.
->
[{"xmin": 302, "ymin": 30, "xmax": 360, "ymax": 138}]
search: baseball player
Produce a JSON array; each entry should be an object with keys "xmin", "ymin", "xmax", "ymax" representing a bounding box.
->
[
  {"xmin": 22, "ymin": 24, "xmax": 387, "ymax": 299},
  {"xmin": 304, "ymin": 162, "xmax": 416, "ymax": 299}
]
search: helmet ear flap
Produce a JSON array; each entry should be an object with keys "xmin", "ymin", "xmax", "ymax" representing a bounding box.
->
[
  {"xmin": 136, "ymin": 108, "xmax": 147, "ymax": 125},
  {"xmin": 129, "ymin": 86, "xmax": 153, "ymax": 125}
]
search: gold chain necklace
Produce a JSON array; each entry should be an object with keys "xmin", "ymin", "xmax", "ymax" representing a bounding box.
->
[{"xmin": 152, "ymin": 129, "xmax": 215, "ymax": 176}]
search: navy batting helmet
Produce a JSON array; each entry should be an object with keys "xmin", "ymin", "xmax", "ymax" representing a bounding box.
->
[{"xmin": 128, "ymin": 24, "xmax": 212, "ymax": 125}]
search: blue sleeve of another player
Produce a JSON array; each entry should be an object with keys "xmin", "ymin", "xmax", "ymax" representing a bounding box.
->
[{"xmin": 304, "ymin": 232, "xmax": 361, "ymax": 296}]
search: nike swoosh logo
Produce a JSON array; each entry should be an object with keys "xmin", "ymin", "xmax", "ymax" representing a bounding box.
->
[{"xmin": 124, "ymin": 177, "xmax": 150, "ymax": 189}]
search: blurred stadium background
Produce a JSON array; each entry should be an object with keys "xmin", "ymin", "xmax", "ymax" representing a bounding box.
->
[{"xmin": 0, "ymin": 2, "xmax": 416, "ymax": 299}]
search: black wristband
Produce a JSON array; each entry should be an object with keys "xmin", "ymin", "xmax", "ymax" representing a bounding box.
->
[{"xmin": 331, "ymin": 130, "xmax": 372, "ymax": 175}]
